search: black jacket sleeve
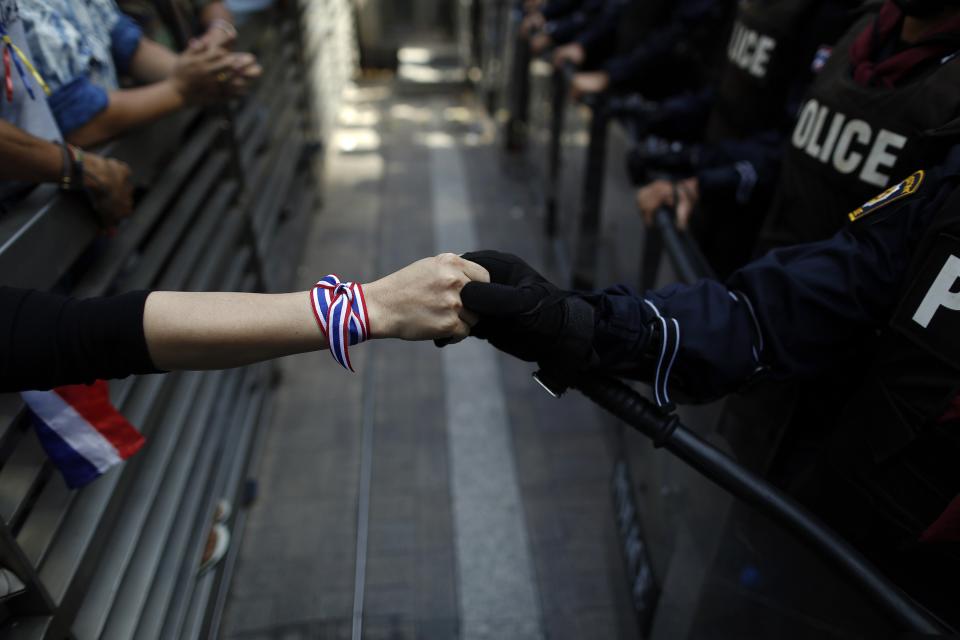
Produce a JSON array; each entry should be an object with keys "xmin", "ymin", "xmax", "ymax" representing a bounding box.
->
[
  {"xmin": 542, "ymin": 0, "xmax": 584, "ymax": 20},
  {"xmin": 603, "ymin": 0, "xmax": 727, "ymax": 87},
  {"xmin": 696, "ymin": 130, "xmax": 785, "ymax": 209},
  {"xmin": 0, "ymin": 288, "xmax": 161, "ymax": 392},
  {"xmin": 585, "ymin": 155, "xmax": 960, "ymax": 405}
]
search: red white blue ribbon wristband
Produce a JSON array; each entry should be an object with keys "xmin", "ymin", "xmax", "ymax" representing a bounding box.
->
[{"xmin": 309, "ymin": 275, "xmax": 371, "ymax": 372}]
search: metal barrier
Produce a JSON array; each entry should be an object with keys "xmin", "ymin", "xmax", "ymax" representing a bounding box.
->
[
  {"xmin": 504, "ymin": 6, "xmax": 531, "ymax": 152},
  {"xmin": 569, "ymin": 92, "xmax": 610, "ymax": 290},
  {"xmin": 535, "ymin": 371, "xmax": 953, "ymax": 636},
  {"xmin": 534, "ymin": 60, "xmax": 618, "ymax": 289},
  {"xmin": 0, "ymin": 2, "xmax": 356, "ymax": 638},
  {"xmin": 641, "ymin": 207, "xmax": 716, "ymax": 288},
  {"xmin": 544, "ymin": 64, "xmax": 571, "ymax": 237}
]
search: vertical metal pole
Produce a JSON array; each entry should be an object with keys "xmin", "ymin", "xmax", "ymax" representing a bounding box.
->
[
  {"xmin": 545, "ymin": 66, "xmax": 567, "ymax": 236},
  {"xmin": 505, "ymin": 28, "xmax": 531, "ymax": 152},
  {"xmin": 571, "ymin": 97, "xmax": 609, "ymax": 290},
  {"xmin": 639, "ymin": 223, "xmax": 663, "ymax": 292},
  {"xmin": 216, "ymin": 105, "xmax": 271, "ymax": 293}
]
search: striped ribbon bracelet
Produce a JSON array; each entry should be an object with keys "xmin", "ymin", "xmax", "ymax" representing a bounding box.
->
[{"xmin": 309, "ymin": 275, "xmax": 371, "ymax": 371}]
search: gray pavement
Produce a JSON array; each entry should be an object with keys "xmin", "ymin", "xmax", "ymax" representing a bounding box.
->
[{"xmin": 220, "ymin": 81, "xmax": 639, "ymax": 640}]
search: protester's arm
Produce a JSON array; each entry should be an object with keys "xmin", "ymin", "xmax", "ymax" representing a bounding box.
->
[
  {"xmin": 63, "ymin": 81, "xmax": 185, "ymax": 147},
  {"xmin": 198, "ymin": 2, "xmax": 237, "ymax": 49},
  {"xmin": 126, "ymin": 37, "xmax": 180, "ymax": 83},
  {"xmin": 200, "ymin": 1, "xmax": 235, "ymax": 27},
  {"xmin": 63, "ymin": 42, "xmax": 249, "ymax": 147},
  {"xmin": 0, "ymin": 120, "xmax": 62, "ymax": 183},
  {"xmin": 145, "ymin": 254, "xmax": 487, "ymax": 370},
  {"xmin": 0, "ymin": 120, "xmax": 134, "ymax": 225},
  {"xmin": 1, "ymin": 254, "xmax": 487, "ymax": 393}
]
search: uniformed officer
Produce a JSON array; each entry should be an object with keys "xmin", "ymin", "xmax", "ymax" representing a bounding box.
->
[
  {"xmin": 549, "ymin": 0, "xmax": 631, "ymax": 70},
  {"xmin": 459, "ymin": 146, "xmax": 960, "ymax": 624},
  {"xmin": 568, "ymin": 0, "xmax": 735, "ymax": 100},
  {"xmin": 520, "ymin": 0, "xmax": 610, "ymax": 55},
  {"xmin": 633, "ymin": 0, "xmax": 860, "ymax": 277},
  {"xmin": 758, "ymin": 0, "xmax": 960, "ymax": 251}
]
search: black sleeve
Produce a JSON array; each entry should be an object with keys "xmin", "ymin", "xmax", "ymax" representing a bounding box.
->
[
  {"xmin": 603, "ymin": 0, "xmax": 729, "ymax": 87},
  {"xmin": 542, "ymin": 0, "xmax": 584, "ymax": 20},
  {"xmin": 0, "ymin": 287, "xmax": 162, "ymax": 393}
]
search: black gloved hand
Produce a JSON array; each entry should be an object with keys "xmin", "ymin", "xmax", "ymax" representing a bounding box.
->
[{"xmin": 452, "ymin": 251, "xmax": 596, "ymax": 374}]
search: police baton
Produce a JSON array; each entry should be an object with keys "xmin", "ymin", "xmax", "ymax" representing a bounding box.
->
[{"xmin": 531, "ymin": 368, "xmax": 952, "ymax": 636}]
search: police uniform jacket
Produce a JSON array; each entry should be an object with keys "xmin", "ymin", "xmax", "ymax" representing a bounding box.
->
[{"xmin": 588, "ymin": 147, "xmax": 960, "ymax": 551}]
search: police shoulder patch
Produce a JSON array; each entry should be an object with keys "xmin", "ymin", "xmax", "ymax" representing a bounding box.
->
[{"xmin": 848, "ymin": 170, "xmax": 925, "ymax": 223}]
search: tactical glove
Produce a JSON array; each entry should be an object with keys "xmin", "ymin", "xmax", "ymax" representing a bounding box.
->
[{"xmin": 455, "ymin": 251, "xmax": 596, "ymax": 376}]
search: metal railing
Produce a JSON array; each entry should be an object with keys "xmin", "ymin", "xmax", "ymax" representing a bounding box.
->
[
  {"xmin": 641, "ymin": 206, "xmax": 715, "ymax": 288},
  {"xmin": 0, "ymin": 2, "xmax": 357, "ymax": 638},
  {"xmin": 532, "ymin": 370, "xmax": 953, "ymax": 636}
]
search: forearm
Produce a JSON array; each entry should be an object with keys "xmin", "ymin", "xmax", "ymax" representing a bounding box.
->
[
  {"xmin": 542, "ymin": 0, "xmax": 582, "ymax": 20},
  {"xmin": 66, "ymin": 82, "xmax": 185, "ymax": 147},
  {"xmin": 586, "ymin": 282, "xmax": 760, "ymax": 405},
  {"xmin": 0, "ymin": 121, "xmax": 62, "ymax": 183},
  {"xmin": 575, "ymin": 0, "xmax": 625, "ymax": 52},
  {"xmin": 200, "ymin": 2, "xmax": 234, "ymax": 27},
  {"xmin": 544, "ymin": 13, "xmax": 588, "ymax": 45},
  {"xmin": 128, "ymin": 38, "xmax": 179, "ymax": 84},
  {"xmin": 2, "ymin": 254, "xmax": 485, "ymax": 392},
  {"xmin": 603, "ymin": 28, "xmax": 680, "ymax": 88},
  {"xmin": 696, "ymin": 132, "xmax": 784, "ymax": 207},
  {"xmin": 646, "ymin": 88, "xmax": 714, "ymax": 141},
  {"xmin": 143, "ymin": 253, "xmax": 482, "ymax": 369},
  {"xmin": 144, "ymin": 291, "xmax": 327, "ymax": 371}
]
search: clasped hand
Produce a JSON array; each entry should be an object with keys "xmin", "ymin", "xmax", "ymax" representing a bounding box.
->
[
  {"xmin": 367, "ymin": 252, "xmax": 594, "ymax": 376},
  {"xmin": 445, "ymin": 251, "xmax": 595, "ymax": 374},
  {"xmin": 172, "ymin": 40, "xmax": 262, "ymax": 104},
  {"xmin": 364, "ymin": 253, "xmax": 489, "ymax": 341}
]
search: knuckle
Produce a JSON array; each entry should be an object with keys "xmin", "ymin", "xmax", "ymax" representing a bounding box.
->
[{"xmin": 442, "ymin": 318, "xmax": 460, "ymax": 335}]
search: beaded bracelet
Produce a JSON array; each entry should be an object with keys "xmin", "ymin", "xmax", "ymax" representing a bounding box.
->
[
  {"xmin": 309, "ymin": 275, "xmax": 371, "ymax": 371},
  {"xmin": 58, "ymin": 143, "xmax": 84, "ymax": 192}
]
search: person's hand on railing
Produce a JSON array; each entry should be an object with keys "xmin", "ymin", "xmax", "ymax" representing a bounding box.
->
[
  {"xmin": 520, "ymin": 12, "xmax": 545, "ymax": 38},
  {"xmin": 224, "ymin": 51, "xmax": 263, "ymax": 94},
  {"xmin": 530, "ymin": 31, "xmax": 552, "ymax": 54},
  {"xmin": 570, "ymin": 71, "xmax": 610, "ymax": 100},
  {"xmin": 553, "ymin": 42, "xmax": 585, "ymax": 68},
  {"xmin": 82, "ymin": 153, "xmax": 134, "ymax": 229},
  {"xmin": 170, "ymin": 41, "xmax": 261, "ymax": 105},
  {"xmin": 636, "ymin": 177, "xmax": 699, "ymax": 230},
  {"xmin": 199, "ymin": 18, "xmax": 239, "ymax": 50}
]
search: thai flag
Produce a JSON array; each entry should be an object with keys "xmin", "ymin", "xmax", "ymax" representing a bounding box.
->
[
  {"xmin": 21, "ymin": 380, "xmax": 145, "ymax": 489},
  {"xmin": 811, "ymin": 46, "xmax": 832, "ymax": 73}
]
